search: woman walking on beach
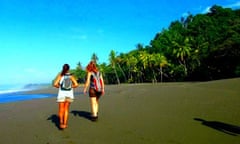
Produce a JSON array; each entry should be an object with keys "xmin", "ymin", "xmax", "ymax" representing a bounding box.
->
[
  {"xmin": 54, "ymin": 64, "xmax": 79, "ymax": 129},
  {"xmin": 83, "ymin": 61, "xmax": 105, "ymax": 121}
]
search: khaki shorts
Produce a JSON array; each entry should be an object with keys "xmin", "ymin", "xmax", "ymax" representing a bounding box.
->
[{"xmin": 57, "ymin": 96, "xmax": 73, "ymax": 103}]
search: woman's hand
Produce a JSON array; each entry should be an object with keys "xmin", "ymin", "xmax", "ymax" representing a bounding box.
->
[
  {"xmin": 101, "ymin": 89, "xmax": 105, "ymax": 96},
  {"xmin": 54, "ymin": 83, "xmax": 60, "ymax": 88},
  {"xmin": 53, "ymin": 75, "xmax": 61, "ymax": 88},
  {"xmin": 83, "ymin": 88, "xmax": 88, "ymax": 95}
]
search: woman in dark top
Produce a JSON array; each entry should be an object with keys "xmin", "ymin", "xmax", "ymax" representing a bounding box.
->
[{"xmin": 83, "ymin": 61, "xmax": 105, "ymax": 121}]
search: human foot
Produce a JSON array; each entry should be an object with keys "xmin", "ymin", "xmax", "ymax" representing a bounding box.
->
[
  {"xmin": 91, "ymin": 115, "xmax": 98, "ymax": 122},
  {"xmin": 60, "ymin": 124, "xmax": 67, "ymax": 129}
]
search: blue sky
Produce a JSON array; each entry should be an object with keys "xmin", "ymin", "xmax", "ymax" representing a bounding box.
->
[{"xmin": 0, "ymin": 0, "xmax": 240, "ymax": 85}]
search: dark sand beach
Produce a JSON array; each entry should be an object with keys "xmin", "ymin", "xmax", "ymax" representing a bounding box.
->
[{"xmin": 0, "ymin": 78, "xmax": 240, "ymax": 144}]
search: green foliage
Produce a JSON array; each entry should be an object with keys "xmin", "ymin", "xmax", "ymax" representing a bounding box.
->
[
  {"xmin": 74, "ymin": 5, "xmax": 240, "ymax": 83},
  {"xmin": 70, "ymin": 62, "xmax": 86, "ymax": 84},
  {"xmin": 235, "ymin": 65, "xmax": 240, "ymax": 76}
]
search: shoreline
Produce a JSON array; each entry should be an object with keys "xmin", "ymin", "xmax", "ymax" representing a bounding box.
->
[
  {"xmin": 1, "ymin": 77, "xmax": 239, "ymax": 104},
  {"xmin": 0, "ymin": 78, "xmax": 239, "ymax": 144}
]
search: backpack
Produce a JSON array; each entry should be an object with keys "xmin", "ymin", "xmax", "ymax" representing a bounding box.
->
[
  {"xmin": 91, "ymin": 72, "xmax": 103, "ymax": 92},
  {"xmin": 60, "ymin": 74, "xmax": 72, "ymax": 91}
]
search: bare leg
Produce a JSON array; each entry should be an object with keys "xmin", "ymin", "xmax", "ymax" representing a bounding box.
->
[
  {"xmin": 63, "ymin": 102, "xmax": 70, "ymax": 128},
  {"xmin": 90, "ymin": 97, "xmax": 98, "ymax": 117},
  {"xmin": 58, "ymin": 102, "xmax": 65, "ymax": 128}
]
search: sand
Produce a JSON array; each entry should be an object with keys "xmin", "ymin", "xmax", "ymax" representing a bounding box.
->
[{"xmin": 0, "ymin": 78, "xmax": 240, "ymax": 144}]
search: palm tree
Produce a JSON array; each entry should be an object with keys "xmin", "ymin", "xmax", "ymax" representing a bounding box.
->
[
  {"xmin": 148, "ymin": 54, "xmax": 158, "ymax": 83},
  {"xmin": 153, "ymin": 53, "xmax": 168, "ymax": 82},
  {"xmin": 125, "ymin": 52, "xmax": 138, "ymax": 83},
  {"xmin": 136, "ymin": 43, "xmax": 144, "ymax": 51},
  {"xmin": 98, "ymin": 62, "xmax": 108, "ymax": 84},
  {"xmin": 138, "ymin": 50, "xmax": 150, "ymax": 82},
  {"xmin": 109, "ymin": 50, "xmax": 120, "ymax": 84},
  {"xmin": 91, "ymin": 53, "xmax": 99, "ymax": 64},
  {"xmin": 115, "ymin": 56, "xmax": 127, "ymax": 83},
  {"xmin": 139, "ymin": 51, "xmax": 149, "ymax": 70},
  {"xmin": 76, "ymin": 61, "xmax": 82, "ymax": 70},
  {"xmin": 172, "ymin": 36, "xmax": 192, "ymax": 76}
]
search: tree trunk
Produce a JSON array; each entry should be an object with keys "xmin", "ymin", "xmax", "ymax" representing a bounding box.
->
[
  {"xmin": 160, "ymin": 66, "xmax": 163, "ymax": 82},
  {"xmin": 113, "ymin": 67, "xmax": 120, "ymax": 84}
]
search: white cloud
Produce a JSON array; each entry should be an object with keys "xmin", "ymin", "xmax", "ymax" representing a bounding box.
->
[
  {"xmin": 202, "ymin": 6, "xmax": 211, "ymax": 14},
  {"xmin": 225, "ymin": 1, "xmax": 240, "ymax": 8},
  {"xmin": 181, "ymin": 12, "xmax": 189, "ymax": 18},
  {"xmin": 201, "ymin": 1, "xmax": 240, "ymax": 14}
]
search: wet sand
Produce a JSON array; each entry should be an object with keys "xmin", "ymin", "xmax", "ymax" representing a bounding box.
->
[{"xmin": 0, "ymin": 78, "xmax": 240, "ymax": 144}]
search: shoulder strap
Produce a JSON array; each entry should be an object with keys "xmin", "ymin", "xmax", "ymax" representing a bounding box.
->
[
  {"xmin": 64, "ymin": 73, "xmax": 71, "ymax": 76},
  {"xmin": 92, "ymin": 72, "xmax": 98, "ymax": 76},
  {"xmin": 96, "ymin": 72, "xmax": 100, "ymax": 77}
]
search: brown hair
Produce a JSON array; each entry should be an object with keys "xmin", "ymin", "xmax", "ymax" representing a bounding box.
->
[
  {"xmin": 86, "ymin": 61, "xmax": 98, "ymax": 72},
  {"xmin": 61, "ymin": 64, "xmax": 70, "ymax": 76}
]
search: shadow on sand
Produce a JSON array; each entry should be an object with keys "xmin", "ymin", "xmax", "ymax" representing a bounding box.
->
[
  {"xmin": 47, "ymin": 114, "xmax": 61, "ymax": 130},
  {"xmin": 194, "ymin": 118, "xmax": 240, "ymax": 136},
  {"xmin": 71, "ymin": 110, "xmax": 92, "ymax": 121}
]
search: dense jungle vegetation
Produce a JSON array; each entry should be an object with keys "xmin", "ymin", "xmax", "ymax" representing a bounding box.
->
[{"xmin": 71, "ymin": 5, "xmax": 240, "ymax": 84}]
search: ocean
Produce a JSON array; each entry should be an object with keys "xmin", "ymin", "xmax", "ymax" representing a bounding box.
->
[{"xmin": 0, "ymin": 84, "xmax": 56, "ymax": 103}]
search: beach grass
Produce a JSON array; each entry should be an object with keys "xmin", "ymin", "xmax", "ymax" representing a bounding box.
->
[{"xmin": 0, "ymin": 78, "xmax": 240, "ymax": 144}]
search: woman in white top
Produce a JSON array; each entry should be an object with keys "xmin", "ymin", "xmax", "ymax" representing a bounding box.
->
[{"xmin": 54, "ymin": 64, "xmax": 78, "ymax": 129}]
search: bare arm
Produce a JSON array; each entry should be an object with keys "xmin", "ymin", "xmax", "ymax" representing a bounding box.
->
[
  {"xmin": 100, "ymin": 74, "xmax": 105, "ymax": 95},
  {"xmin": 83, "ymin": 72, "xmax": 91, "ymax": 94},
  {"xmin": 53, "ymin": 75, "xmax": 61, "ymax": 88}
]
